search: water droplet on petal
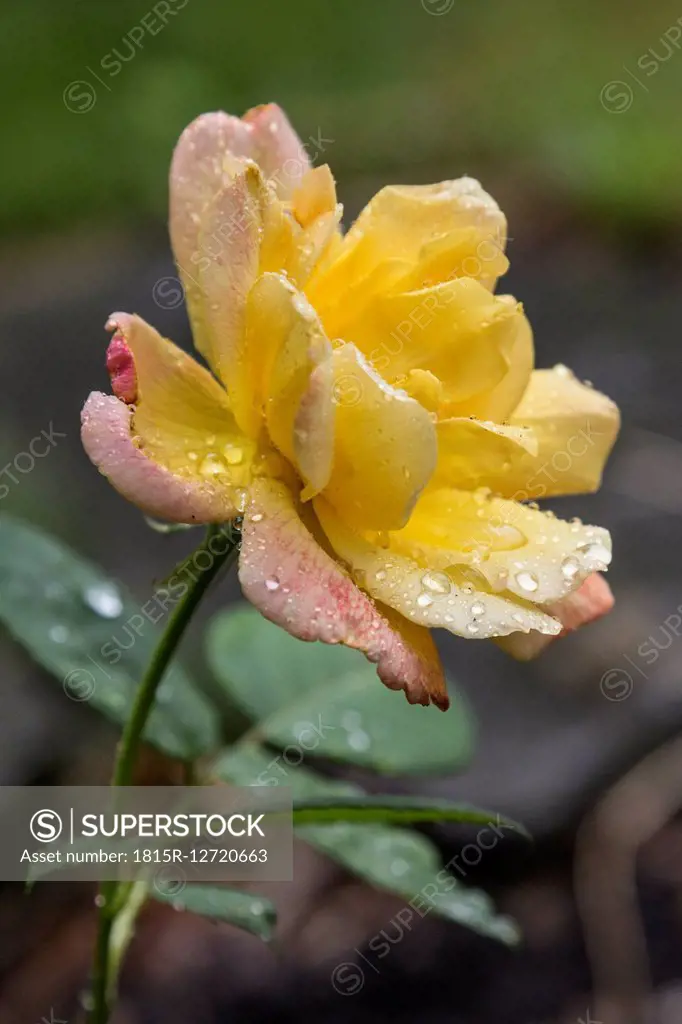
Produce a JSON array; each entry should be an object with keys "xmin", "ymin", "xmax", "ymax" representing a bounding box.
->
[
  {"xmin": 199, "ymin": 453, "xmax": 226, "ymax": 477},
  {"xmin": 561, "ymin": 556, "xmax": 580, "ymax": 580},
  {"xmin": 416, "ymin": 592, "xmax": 433, "ymax": 609},
  {"xmin": 466, "ymin": 622, "xmax": 480, "ymax": 634},
  {"xmin": 470, "ymin": 601, "xmax": 486, "ymax": 616},
  {"xmin": 421, "ymin": 571, "xmax": 451, "ymax": 595},
  {"xmin": 577, "ymin": 540, "xmax": 610, "ymax": 565},
  {"xmin": 265, "ymin": 576, "xmax": 280, "ymax": 591},
  {"xmin": 223, "ymin": 445, "xmax": 244, "ymax": 466},
  {"xmin": 515, "ymin": 571, "xmax": 539, "ymax": 593}
]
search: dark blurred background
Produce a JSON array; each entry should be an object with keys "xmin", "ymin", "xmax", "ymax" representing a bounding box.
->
[{"xmin": 2, "ymin": 1, "xmax": 682, "ymax": 1021}]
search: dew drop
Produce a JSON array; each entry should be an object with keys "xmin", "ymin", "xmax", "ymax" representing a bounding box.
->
[
  {"xmin": 561, "ymin": 556, "xmax": 580, "ymax": 580},
  {"xmin": 233, "ymin": 487, "xmax": 248, "ymax": 512},
  {"xmin": 515, "ymin": 571, "xmax": 539, "ymax": 593},
  {"xmin": 577, "ymin": 540, "xmax": 610, "ymax": 565},
  {"xmin": 265, "ymin": 576, "xmax": 280, "ymax": 591},
  {"xmin": 199, "ymin": 453, "xmax": 225, "ymax": 477},
  {"xmin": 375, "ymin": 569, "xmax": 387, "ymax": 581},
  {"xmin": 466, "ymin": 622, "xmax": 480, "ymax": 634},
  {"xmin": 223, "ymin": 445, "xmax": 244, "ymax": 466},
  {"xmin": 49, "ymin": 624, "xmax": 69, "ymax": 644},
  {"xmin": 251, "ymin": 513, "xmax": 264, "ymax": 523},
  {"xmin": 348, "ymin": 729, "xmax": 371, "ymax": 752},
  {"xmin": 341, "ymin": 710, "xmax": 363, "ymax": 730},
  {"xmin": 416, "ymin": 592, "xmax": 434, "ymax": 609},
  {"xmin": 94, "ymin": 893, "xmax": 106, "ymax": 908},
  {"xmin": 421, "ymin": 570, "xmax": 451, "ymax": 595},
  {"xmin": 470, "ymin": 601, "xmax": 486, "ymax": 616},
  {"xmin": 389, "ymin": 858, "xmax": 409, "ymax": 877},
  {"xmin": 84, "ymin": 582, "xmax": 123, "ymax": 619}
]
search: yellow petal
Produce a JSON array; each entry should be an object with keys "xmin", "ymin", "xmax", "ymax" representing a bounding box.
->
[
  {"xmin": 104, "ymin": 313, "xmax": 252, "ymax": 481},
  {"xmin": 88, "ymin": 314, "xmax": 252, "ymax": 520},
  {"xmin": 321, "ymin": 344, "xmax": 437, "ymax": 531},
  {"xmin": 331, "ymin": 278, "xmax": 526, "ymax": 409},
  {"xmin": 170, "ymin": 140, "xmax": 334, "ymax": 416},
  {"xmin": 81, "ymin": 393, "xmax": 240, "ymax": 523},
  {"xmin": 497, "ymin": 572, "xmax": 614, "ymax": 660},
  {"xmin": 314, "ymin": 497, "xmax": 561, "ymax": 641},
  {"xmin": 239, "ymin": 478, "xmax": 449, "ymax": 708},
  {"xmin": 433, "ymin": 417, "xmax": 538, "ymax": 493},
  {"xmin": 314, "ymin": 177, "xmax": 506, "ymax": 294},
  {"xmin": 292, "ymin": 164, "xmax": 338, "ymax": 226},
  {"xmin": 445, "ymin": 300, "xmax": 534, "ymax": 422},
  {"xmin": 169, "ymin": 112, "xmax": 259, "ymax": 372},
  {"xmin": 507, "ymin": 365, "xmax": 621, "ymax": 498},
  {"xmin": 193, "ymin": 165, "xmax": 264, "ymax": 407},
  {"xmin": 399, "ymin": 369, "xmax": 444, "ymax": 413},
  {"xmin": 397, "ymin": 224, "xmax": 509, "ymax": 293},
  {"xmin": 390, "ymin": 486, "xmax": 613, "ymax": 605},
  {"xmin": 251, "ymin": 274, "xmax": 335, "ymax": 497}
]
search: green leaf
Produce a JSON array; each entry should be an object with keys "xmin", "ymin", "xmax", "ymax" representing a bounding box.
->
[
  {"xmin": 213, "ymin": 746, "xmax": 518, "ymax": 945},
  {"xmin": 292, "ymin": 795, "xmax": 528, "ymax": 836},
  {"xmin": 0, "ymin": 516, "xmax": 220, "ymax": 760},
  {"xmin": 206, "ymin": 606, "xmax": 475, "ymax": 774},
  {"xmin": 152, "ymin": 884, "xmax": 276, "ymax": 941}
]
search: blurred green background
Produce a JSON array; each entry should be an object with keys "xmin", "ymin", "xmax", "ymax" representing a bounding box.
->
[{"xmin": 3, "ymin": 0, "xmax": 682, "ymax": 237}]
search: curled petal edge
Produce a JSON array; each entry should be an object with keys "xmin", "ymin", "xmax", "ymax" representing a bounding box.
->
[
  {"xmin": 497, "ymin": 572, "xmax": 615, "ymax": 660},
  {"xmin": 80, "ymin": 392, "xmax": 239, "ymax": 524}
]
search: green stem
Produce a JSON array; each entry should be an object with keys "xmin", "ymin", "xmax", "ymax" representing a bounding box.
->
[{"xmin": 87, "ymin": 523, "xmax": 240, "ymax": 1024}]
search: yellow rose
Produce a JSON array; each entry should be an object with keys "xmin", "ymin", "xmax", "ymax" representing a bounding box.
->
[{"xmin": 82, "ymin": 103, "xmax": 619, "ymax": 711}]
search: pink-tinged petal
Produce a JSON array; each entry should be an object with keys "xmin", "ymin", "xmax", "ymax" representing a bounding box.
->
[
  {"xmin": 238, "ymin": 478, "xmax": 449, "ymax": 710},
  {"xmin": 81, "ymin": 393, "xmax": 239, "ymax": 524},
  {"xmin": 497, "ymin": 573, "xmax": 615, "ymax": 660},
  {"xmin": 195, "ymin": 166, "xmax": 264, "ymax": 402},
  {"xmin": 242, "ymin": 103, "xmax": 311, "ymax": 198},
  {"xmin": 102, "ymin": 313, "xmax": 254, "ymax": 483},
  {"xmin": 170, "ymin": 113, "xmax": 261, "ymax": 374},
  {"xmin": 171, "ymin": 143, "xmax": 264, "ymax": 392},
  {"xmin": 106, "ymin": 333, "xmax": 137, "ymax": 403}
]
